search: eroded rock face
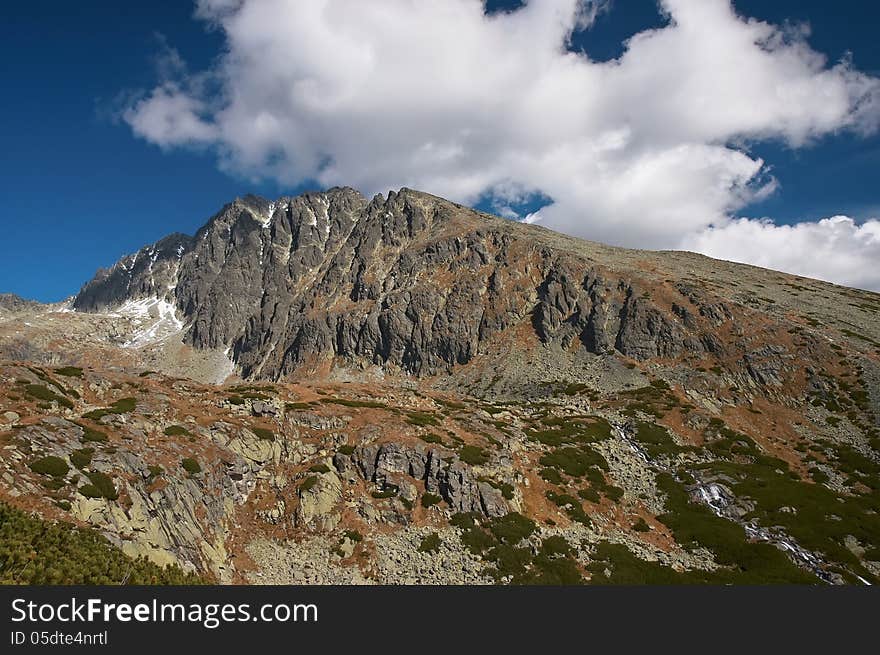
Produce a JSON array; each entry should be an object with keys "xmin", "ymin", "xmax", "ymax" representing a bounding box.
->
[
  {"xmin": 73, "ymin": 233, "xmax": 193, "ymax": 311},
  {"xmin": 296, "ymin": 468, "xmax": 342, "ymax": 530},
  {"xmin": 339, "ymin": 441, "xmax": 508, "ymax": 517},
  {"xmin": 72, "ymin": 188, "xmax": 746, "ymax": 381},
  {"xmin": 533, "ymin": 266, "xmax": 699, "ymax": 360},
  {"xmin": 7, "ymin": 416, "xmax": 257, "ymax": 582}
]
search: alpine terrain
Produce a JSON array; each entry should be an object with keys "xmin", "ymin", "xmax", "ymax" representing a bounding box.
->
[{"xmin": 1, "ymin": 187, "xmax": 879, "ymax": 585}]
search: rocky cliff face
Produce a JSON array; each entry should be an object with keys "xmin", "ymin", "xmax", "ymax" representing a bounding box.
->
[{"xmin": 72, "ymin": 187, "xmax": 850, "ymax": 392}]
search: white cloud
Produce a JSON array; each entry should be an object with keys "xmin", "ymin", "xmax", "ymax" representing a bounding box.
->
[
  {"xmin": 124, "ymin": 86, "xmax": 216, "ymax": 147},
  {"xmin": 681, "ymin": 216, "xmax": 880, "ymax": 292},
  {"xmin": 124, "ymin": 0, "xmax": 880, "ymax": 289}
]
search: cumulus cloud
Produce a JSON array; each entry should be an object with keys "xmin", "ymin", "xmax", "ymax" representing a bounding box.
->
[
  {"xmin": 123, "ymin": 0, "xmax": 880, "ymax": 289},
  {"xmin": 681, "ymin": 216, "xmax": 880, "ymax": 292}
]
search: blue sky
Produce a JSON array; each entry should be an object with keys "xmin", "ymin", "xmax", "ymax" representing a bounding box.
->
[{"xmin": 1, "ymin": 0, "xmax": 879, "ymax": 301}]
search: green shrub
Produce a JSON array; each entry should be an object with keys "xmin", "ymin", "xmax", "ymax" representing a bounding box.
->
[
  {"xmin": 588, "ymin": 542, "xmax": 709, "ymax": 584},
  {"xmin": 54, "ymin": 367, "xmax": 83, "ymax": 378},
  {"xmin": 181, "ymin": 458, "xmax": 201, "ymax": 475},
  {"xmin": 539, "ymin": 446, "xmax": 608, "ymax": 477},
  {"xmin": 540, "ymin": 467, "xmax": 563, "ymax": 484},
  {"xmin": 418, "ymin": 532, "xmax": 441, "ymax": 553},
  {"xmin": 0, "ymin": 501, "xmax": 202, "ymax": 584},
  {"xmin": 406, "ymin": 411, "xmax": 440, "ymax": 426},
  {"xmin": 436, "ymin": 399, "xmax": 465, "ymax": 410},
  {"xmin": 655, "ymin": 473, "xmax": 818, "ymax": 584},
  {"xmin": 546, "ymin": 491, "xmax": 592, "ymax": 526},
  {"xmin": 452, "ymin": 512, "xmax": 585, "ymax": 585},
  {"xmin": 299, "ymin": 476, "xmax": 318, "ymax": 492},
  {"xmin": 285, "ymin": 402, "xmax": 311, "ymax": 411},
  {"xmin": 633, "ymin": 421, "xmax": 693, "ymax": 458},
  {"xmin": 78, "ymin": 484, "xmax": 102, "ymax": 499},
  {"xmin": 578, "ymin": 487, "xmax": 601, "ymax": 503},
  {"xmin": 460, "ymin": 525, "xmax": 494, "ymax": 555},
  {"xmin": 541, "ymin": 535, "xmax": 572, "ymax": 557},
  {"xmin": 164, "ymin": 425, "xmax": 191, "ymax": 437},
  {"xmin": 309, "ymin": 463, "xmax": 330, "ymax": 473},
  {"xmin": 239, "ymin": 392, "xmax": 271, "ymax": 401},
  {"xmin": 450, "ymin": 512, "xmax": 478, "ymax": 529},
  {"xmin": 85, "ymin": 471, "xmax": 118, "ymax": 500},
  {"xmin": 81, "ymin": 397, "xmax": 136, "ymax": 420},
  {"xmin": 28, "ymin": 456, "xmax": 69, "ymax": 478},
  {"xmin": 228, "ymin": 384, "xmax": 277, "ymax": 394},
  {"xmin": 603, "ymin": 485, "xmax": 624, "ymax": 502},
  {"xmin": 343, "ymin": 530, "xmax": 363, "ymax": 543},
  {"xmin": 112, "ymin": 397, "xmax": 136, "ymax": 411},
  {"xmin": 252, "ymin": 427, "xmax": 274, "ymax": 441},
  {"xmin": 458, "ymin": 445, "xmax": 488, "ymax": 466},
  {"xmin": 79, "ymin": 425, "xmax": 108, "ymax": 443},
  {"xmin": 809, "ymin": 467, "xmax": 829, "ymax": 484},
  {"xmin": 486, "ymin": 544, "xmax": 533, "ymax": 580},
  {"xmin": 421, "ymin": 492, "xmax": 442, "ymax": 508},
  {"xmin": 70, "ymin": 448, "xmax": 94, "ymax": 470},
  {"xmin": 632, "ymin": 518, "xmax": 650, "ymax": 532},
  {"xmin": 337, "ymin": 445, "xmax": 356, "ymax": 456},
  {"xmin": 324, "ymin": 398, "xmax": 386, "ymax": 409},
  {"xmin": 488, "ymin": 512, "xmax": 535, "ymax": 544},
  {"xmin": 24, "ymin": 384, "xmax": 73, "ymax": 409}
]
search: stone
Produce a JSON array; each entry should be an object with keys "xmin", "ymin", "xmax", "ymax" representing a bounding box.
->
[
  {"xmin": 350, "ymin": 441, "xmax": 508, "ymax": 518},
  {"xmin": 296, "ymin": 470, "xmax": 342, "ymax": 529},
  {"xmin": 251, "ymin": 400, "xmax": 277, "ymax": 417}
]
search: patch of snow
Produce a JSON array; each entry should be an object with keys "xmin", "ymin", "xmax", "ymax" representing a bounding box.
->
[
  {"xmin": 262, "ymin": 202, "xmax": 277, "ymax": 227},
  {"xmin": 55, "ymin": 298, "xmax": 75, "ymax": 313},
  {"xmin": 215, "ymin": 346, "xmax": 236, "ymax": 384},
  {"xmin": 110, "ymin": 297, "xmax": 185, "ymax": 349},
  {"xmin": 311, "ymin": 196, "xmax": 331, "ymax": 245}
]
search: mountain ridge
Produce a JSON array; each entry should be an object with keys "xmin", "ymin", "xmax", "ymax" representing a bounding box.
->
[
  {"xmin": 2, "ymin": 188, "xmax": 879, "ymax": 586},
  {"xmin": 70, "ymin": 187, "xmax": 880, "ymax": 388}
]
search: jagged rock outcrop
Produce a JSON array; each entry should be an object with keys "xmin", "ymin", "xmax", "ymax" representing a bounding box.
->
[
  {"xmin": 0, "ymin": 293, "xmax": 44, "ymax": 314},
  {"xmin": 72, "ymin": 187, "xmax": 754, "ymax": 382},
  {"xmin": 73, "ymin": 233, "xmax": 192, "ymax": 311},
  {"xmin": 6, "ymin": 416, "xmax": 257, "ymax": 581},
  {"xmin": 337, "ymin": 441, "xmax": 508, "ymax": 517},
  {"xmin": 296, "ymin": 468, "xmax": 343, "ymax": 530}
]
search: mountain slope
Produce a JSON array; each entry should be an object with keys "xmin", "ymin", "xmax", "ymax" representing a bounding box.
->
[
  {"xmin": 72, "ymin": 187, "xmax": 880, "ymax": 390},
  {"xmin": 1, "ymin": 187, "xmax": 879, "ymax": 585}
]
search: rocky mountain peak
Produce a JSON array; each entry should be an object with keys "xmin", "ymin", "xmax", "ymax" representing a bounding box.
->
[
  {"xmin": 68, "ymin": 187, "xmax": 880, "ymax": 396},
  {"xmin": 3, "ymin": 188, "xmax": 880, "ymax": 587}
]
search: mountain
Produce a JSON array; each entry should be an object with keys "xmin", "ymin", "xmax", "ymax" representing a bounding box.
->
[
  {"xmin": 0, "ymin": 293, "xmax": 44, "ymax": 314},
  {"xmin": 1, "ymin": 188, "xmax": 879, "ymax": 585}
]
